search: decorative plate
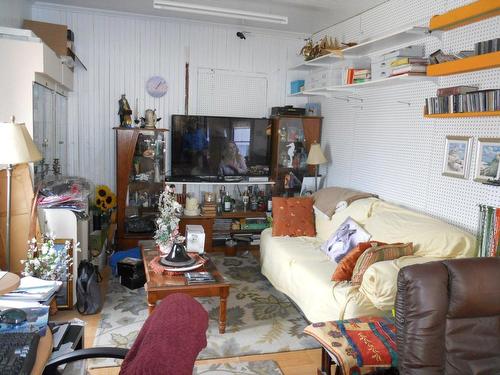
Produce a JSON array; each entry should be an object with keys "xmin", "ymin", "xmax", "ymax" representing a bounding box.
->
[{"xmin": 146, "ymin": 76, "xmax": 168, "ymax": 98}]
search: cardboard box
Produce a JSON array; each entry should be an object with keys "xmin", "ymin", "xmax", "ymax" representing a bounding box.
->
[
  {"xmin": 23, "ymin": 19, "xmax": 68, "ymax": 56},
  {"xmin": 186, "ymin": 225, "xmax": 205, "ymax": 254}
]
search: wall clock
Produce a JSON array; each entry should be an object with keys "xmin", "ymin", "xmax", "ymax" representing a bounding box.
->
[{"xmin": 146, "ymin": 76, "xmax": 168, "ymax": 98}]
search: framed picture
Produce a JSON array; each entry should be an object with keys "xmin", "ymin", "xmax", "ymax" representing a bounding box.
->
[
  {"xmin": 442, "ymin": 136, "xmax": 472, "ymax": 179},
  {"xmin": 54, "ymin": 239, "xmax": 73, "ymax": 310},
  {"xmin": 474, "ymin": 138, "xmax": 500, "ymax": 182},
  {"xmin": 300, "ymin": 176, "xmax": 325, "ymax": 196}
]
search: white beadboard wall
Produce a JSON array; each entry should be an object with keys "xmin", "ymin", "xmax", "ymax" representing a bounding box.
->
[
  {"xmin": 31, "ymin": 3, "xmax": 305, "ymax": 193},
  {"xmin": 313, "ymin": 0, "xmax": 500, "ymax": 233}
]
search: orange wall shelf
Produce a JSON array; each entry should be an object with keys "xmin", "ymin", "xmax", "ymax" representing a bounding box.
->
[
  {"xmin": 424, "ymin": 111, "xmax": 500, "ymax": 118},
  {"xmin": 426, "ymin": 51, "xmax": 500, "ymax": 76},
  {"xmin": 429, "ymin": 0, "xmax": 500, "ymax": 31}
]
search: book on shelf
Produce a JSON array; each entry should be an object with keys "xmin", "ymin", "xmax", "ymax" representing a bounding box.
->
[
  {"xmin": 344, "ymin": 68, "xmax": 371, "ymax": 84},
  {"xmin": 425, "ymin": 89, "xmax": 499, "ymax": 114},
  {"xmin": 477, "ymin": 205, "xmax": 499, "ymax": 257},
  {"xmin": 390, "ymin": 57, "xmax": 428, "ymax": 67},
  {"xmin": 436, "ymin": 86, "xmax": 478, "ymax": 96},
  {"xmin": 390, "ymin": 64, "xmax": 427, "ymax": 76}
]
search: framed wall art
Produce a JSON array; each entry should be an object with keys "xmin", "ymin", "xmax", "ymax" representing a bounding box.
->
[
  {"xmin": 54, "ymin": 239, "xmax": 74, "ymax": 310},
  {"xmin": 442, "ymin": 136, "xmax": 472, "ymax": 179},
  {"xmin": 474, "ymin": 138, "xmax": 500, "ymax": 182}
]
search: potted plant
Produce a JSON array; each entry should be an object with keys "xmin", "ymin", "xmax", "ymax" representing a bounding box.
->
[{"xmin": 154, "ymin": 185, "xmax": 183, "ymax": 256}]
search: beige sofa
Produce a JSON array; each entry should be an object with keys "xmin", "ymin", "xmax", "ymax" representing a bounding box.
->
[{"xmin": 260, "ymin": 197, "xmax": 476, "ymax": 323}]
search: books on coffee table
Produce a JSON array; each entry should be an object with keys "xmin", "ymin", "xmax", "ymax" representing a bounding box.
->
[{"xmin": 185, "ymin": 272, "xmax": 216, "ymax": 285}]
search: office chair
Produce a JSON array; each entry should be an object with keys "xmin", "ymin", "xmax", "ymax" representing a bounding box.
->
[{"xmin": 43, "ymin": 293, "xmax": 209, "ymax": 375}]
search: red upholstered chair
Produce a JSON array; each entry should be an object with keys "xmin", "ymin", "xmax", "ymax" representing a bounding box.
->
[{"xmin": 43, "ymin": 293, "xmax": 209, "ymax": 375}]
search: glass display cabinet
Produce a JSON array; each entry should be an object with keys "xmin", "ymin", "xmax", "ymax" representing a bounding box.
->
[
  {"xmin": 270, "ymin": 116, "xmax": 322, "ymax": 196},
  {"xmin": 114, "ymin": 127, "xmax": 168, "ymax": 248}
]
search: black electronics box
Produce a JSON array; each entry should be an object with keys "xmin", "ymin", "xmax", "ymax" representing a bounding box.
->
[
  {"xmin": 271, "ymin": 106, "xmax": 306, "ymax": 116},
  {"xmin": 117, "ymin": 257, "xmax": 144, "ymax": 279},
  {"xmin": 121, "ymin": 274, "xmax": 146, "ymax": 290}
]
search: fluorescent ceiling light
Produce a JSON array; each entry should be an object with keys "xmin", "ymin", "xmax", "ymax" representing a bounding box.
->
[{"xmin": 153, "ymin": 0, "xmax": 288, "ymax": 24}]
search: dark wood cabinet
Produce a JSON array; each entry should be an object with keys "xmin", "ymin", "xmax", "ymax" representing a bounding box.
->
[
  {"xmin": 270, "ymin": 116, "xmax": 322, "ymax": 195},
  {"xmin": 114, "ymin": 127, "xmax": 168, "ymax": 249}
]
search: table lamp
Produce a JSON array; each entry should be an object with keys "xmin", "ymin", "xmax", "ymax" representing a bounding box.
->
[
  {"xmin": 0, "ymin": 116, "xmax": 42, "ymax": 271},
  {"xmin": 306, "ymin": 142, "xmax": 327, "ymax": 192}
]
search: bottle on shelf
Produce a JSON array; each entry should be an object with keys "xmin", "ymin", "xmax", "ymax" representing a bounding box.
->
[
  {"xmin": 223, "ymin": 191, "xmax": 232, "ymax": 212},
  {"xmin": 267, "ymin": 195, "xmax": 273, "ymax": 213}
]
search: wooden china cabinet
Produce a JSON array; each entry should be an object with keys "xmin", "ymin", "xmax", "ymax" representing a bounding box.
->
[
  {"xmin": 114, "ymin": 127, "xmax": 168, "ymax": 249},
  {"xmin": 270, "ymin": 116, "xmax": 322, "ymax": 196}
]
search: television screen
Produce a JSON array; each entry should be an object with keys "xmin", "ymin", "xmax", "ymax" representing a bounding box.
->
[{"xmin": 171, "ymin": 115, "xmax": 271, "ymax": 178}]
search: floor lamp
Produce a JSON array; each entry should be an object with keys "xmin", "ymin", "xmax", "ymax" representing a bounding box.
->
[
  {"xmin": 0, "ymin": 117, "xmax": 42, "ymax": 271},
  {"xmin": 306, "ymin": 143, "xmax": 327, "ymax": 192}
]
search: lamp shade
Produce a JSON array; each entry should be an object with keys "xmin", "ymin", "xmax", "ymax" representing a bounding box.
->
[
  {"xmin": 306, "ymin": 143, "xmax": 327, "ymax": 165},
  {"xmin": 0, "ymin": 117, "xmax": 42, "ymax": 165}
]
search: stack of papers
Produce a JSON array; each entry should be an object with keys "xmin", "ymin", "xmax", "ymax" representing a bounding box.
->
[{"xmin": 0, "ymin": 276, "xmax": 62, "ymax": 303}]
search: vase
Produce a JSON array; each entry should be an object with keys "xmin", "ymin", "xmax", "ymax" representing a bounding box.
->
[{"xmin": 159, "ymin": 242, "xmax": 173, "ymax": 257}]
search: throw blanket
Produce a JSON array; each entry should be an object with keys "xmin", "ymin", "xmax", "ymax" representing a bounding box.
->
[
  {"xmin": 313, "ymin": 187, "xmax": 378, "ymax": 217},
  {"xmin": 120, "ymin": 293, "xmax": 209, "ymax": 375}
]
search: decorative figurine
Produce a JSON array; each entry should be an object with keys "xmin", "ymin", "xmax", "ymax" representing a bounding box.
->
[
  {"xmin": 118, "ymin": 94, "xmax": 133, "ymax": 127},
  {"xmin": 286, "ymin": 143, "xmax": 295, "ymax": 168},
  {"xmin": 141, "ymin": 109, "xmax": 162, "ymax": 129}
]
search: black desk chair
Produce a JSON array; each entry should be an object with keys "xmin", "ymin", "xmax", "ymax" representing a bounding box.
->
[{"xmin": 43, "ymin": 293, "xmax": 209, "ymax": 375}]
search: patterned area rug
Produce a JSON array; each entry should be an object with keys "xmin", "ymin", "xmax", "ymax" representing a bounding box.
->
[
  {"xmin": 194, "ymin": 360, "xmax": 283, "ymax": 374},
  {"xmin": 91, "ymin": 253, "xmax": 319, "ymax": 368}
]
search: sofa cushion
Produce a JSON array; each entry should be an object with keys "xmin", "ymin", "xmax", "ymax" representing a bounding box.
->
[
  {"xmin": 321, "ymin": 217, "xmax": 371, "ymax": 263},
  {"xmin": 332, "ymin": 241, "xmax": 386, "ymax": 282},
  {"xmin": 363, "ymin": 201, "xmax": 476, "ymax": 258},
  {"xmin": 272, "ymin": 197, "xmax": 315, "ymax": 237},
  {"xmin": 313, "ymin": 187, "xmax": 378, "ymax": 217},
  {"xmin": 315, "ymin": 198, "xmax": 379, "ymax": 242},
  {"xmin": 351, "ymin": 242, "xmax": 414, "ymax": 285}
]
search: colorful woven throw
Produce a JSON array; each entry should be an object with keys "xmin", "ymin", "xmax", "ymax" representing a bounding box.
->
[{"xmin": 304, "ymin": 316, "xmax": 397, "ymax": 374}]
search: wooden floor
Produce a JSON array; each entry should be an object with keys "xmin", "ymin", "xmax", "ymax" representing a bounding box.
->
[{"xmin": 51, "ymin": 266, "xmax": 325, "ymax": 375}]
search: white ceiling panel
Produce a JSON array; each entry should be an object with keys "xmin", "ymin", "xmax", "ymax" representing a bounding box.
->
[{"xmin": 33, "ymin": 0, "xmax": 388, "ymax": 33}]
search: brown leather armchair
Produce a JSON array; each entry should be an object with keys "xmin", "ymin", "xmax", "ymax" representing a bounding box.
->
[{"xmin": 395, "ymin": 257, "xmax": 500, "ymax": 375}]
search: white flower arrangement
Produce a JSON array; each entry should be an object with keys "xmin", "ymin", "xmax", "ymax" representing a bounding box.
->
[
  {"xmin": 154, "ymin": 185, "xmax": 183, "ymax": 253},
  {"xmin": 21, "ymin": 235, "xmax": 73, "ymax": 281}
]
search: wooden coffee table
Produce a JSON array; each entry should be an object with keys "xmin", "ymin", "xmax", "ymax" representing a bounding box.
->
[{"xmin": 142, "ymin": 246, "xmax": 231, "ymax": 334}]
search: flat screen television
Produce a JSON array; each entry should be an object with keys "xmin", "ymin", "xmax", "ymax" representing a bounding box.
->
[{"xmin": 171, "ymin": 115, "xmax": 271, "ymax": 179}]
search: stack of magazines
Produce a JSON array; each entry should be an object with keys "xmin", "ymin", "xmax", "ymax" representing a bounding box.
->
[{"xmin": 185, "ymin": 272, "xmax": 215, "ymax": 285}]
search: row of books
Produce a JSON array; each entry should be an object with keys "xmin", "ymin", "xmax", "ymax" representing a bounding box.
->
[
  {"xmin": 343, "ymin": 69, "xmax": 371, "ymax": 84},
  {"xmin": 475, "ymin": 38, "xmax": 500, "ymax": 56},
  {"xmin": 477, "ymin": 205, "xmax": 499, "ymax": 258},
  {"xmin": 425, "ymin": 88, "xmax": 500, "ymax": 114}
]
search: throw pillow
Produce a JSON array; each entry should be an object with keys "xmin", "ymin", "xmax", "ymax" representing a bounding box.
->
[
  {"xmin": 351, "ymin": 242, "xmax": 414, "ymax": 285},
  {"xmin": 272, "ymin": 197, "xmax": 315, "ymax": 237},
  {"xmin": 332, "ymin": 241, "xmax": 387, "ymax": 281},
  {"xmin": 313, "ymin": 187, "xmax": 378, "ymax": 218},
  {"xmin": 321, "ymin": 217, "xmax": 371, "ymax": 263}
]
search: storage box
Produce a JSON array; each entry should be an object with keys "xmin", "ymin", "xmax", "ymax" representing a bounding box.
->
[
  {"xmin": 117, "ymin": 257, "xmax": 144, "ymax": 279},
  {"xmin": 186, "ymin": 225, "xmax": 205, "ymax": 254},
  {"xmin": 121, "ymin": 274, "xmax": 146, "ymax": 290},
  {"xmin": 290, "ymin": 80, "xmax": 305, "ymax": 94},
  {"xmin": 382, "ymin": 45, "xmax": 425, "ymax": 59}
]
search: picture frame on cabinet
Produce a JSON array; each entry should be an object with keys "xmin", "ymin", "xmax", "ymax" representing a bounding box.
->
[
  {"xmin": 300, "ymin": 176, "xmax": 324, "ymax": 195},
  {"xmin": 474, "ymin": 138, "xmax": 500, "ymax": 182},
  {"xmin": 442, "ymin": 136, "xmax": 472, "ymax": 179}
]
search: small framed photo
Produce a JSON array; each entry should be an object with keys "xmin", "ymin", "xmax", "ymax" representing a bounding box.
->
[
  {"xmin": 442, "ymin": 136, "xmax": 472, "ymax": 179},
  {"xmin": 474, "ymin": 138, "xmax": 500, "ymax": 182},
  {"xmin": 54, "ymin": 239, "xmax": 74, "ymax": 310},
  {"xmin": 300, "ymin": 176, "xmax": 325, "ymax": 195}
]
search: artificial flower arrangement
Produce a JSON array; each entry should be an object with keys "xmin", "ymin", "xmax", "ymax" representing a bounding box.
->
[
  {"xmin": 21, "ymin": 235, "xmax": 73, "ymax": 281},
  {"xmin": 154, "ymin": 185, "xmax": 183, "ymax": 255},
  {"xmin": 95, "ymin": 184, "xmax": 117, "ymax": 212}
]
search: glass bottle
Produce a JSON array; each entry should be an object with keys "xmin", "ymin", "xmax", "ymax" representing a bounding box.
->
[{"xmin": 224, "ymin": 192, "xmax": 232, "ymax": 212}]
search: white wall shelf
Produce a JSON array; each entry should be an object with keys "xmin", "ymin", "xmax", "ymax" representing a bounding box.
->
[
  {"xmin": 343, "ymin": 26, "xmax": 431, "ymax": 57},
  {"xmin": 301, "ymin": 73, "xmax": 436, "ymax": 96}
]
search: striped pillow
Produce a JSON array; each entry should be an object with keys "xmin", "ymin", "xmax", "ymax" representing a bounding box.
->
[{"xmin": 351, "ymin": 242, "xmax": 414, "ymax": 285}]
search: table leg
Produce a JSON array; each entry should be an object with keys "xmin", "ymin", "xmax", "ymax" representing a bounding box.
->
[
  {"xmin": 219, "ymin": 288, "xmax": 229, "ymax": 334},
  {"xmin": 147, "ymin": 293, "xmax": 157, "ymax": 315}
]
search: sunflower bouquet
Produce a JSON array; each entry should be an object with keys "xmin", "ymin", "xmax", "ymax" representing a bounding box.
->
[{"xmin": 95, "ymin": 185, "xmax": 117, "ymax": 212}]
